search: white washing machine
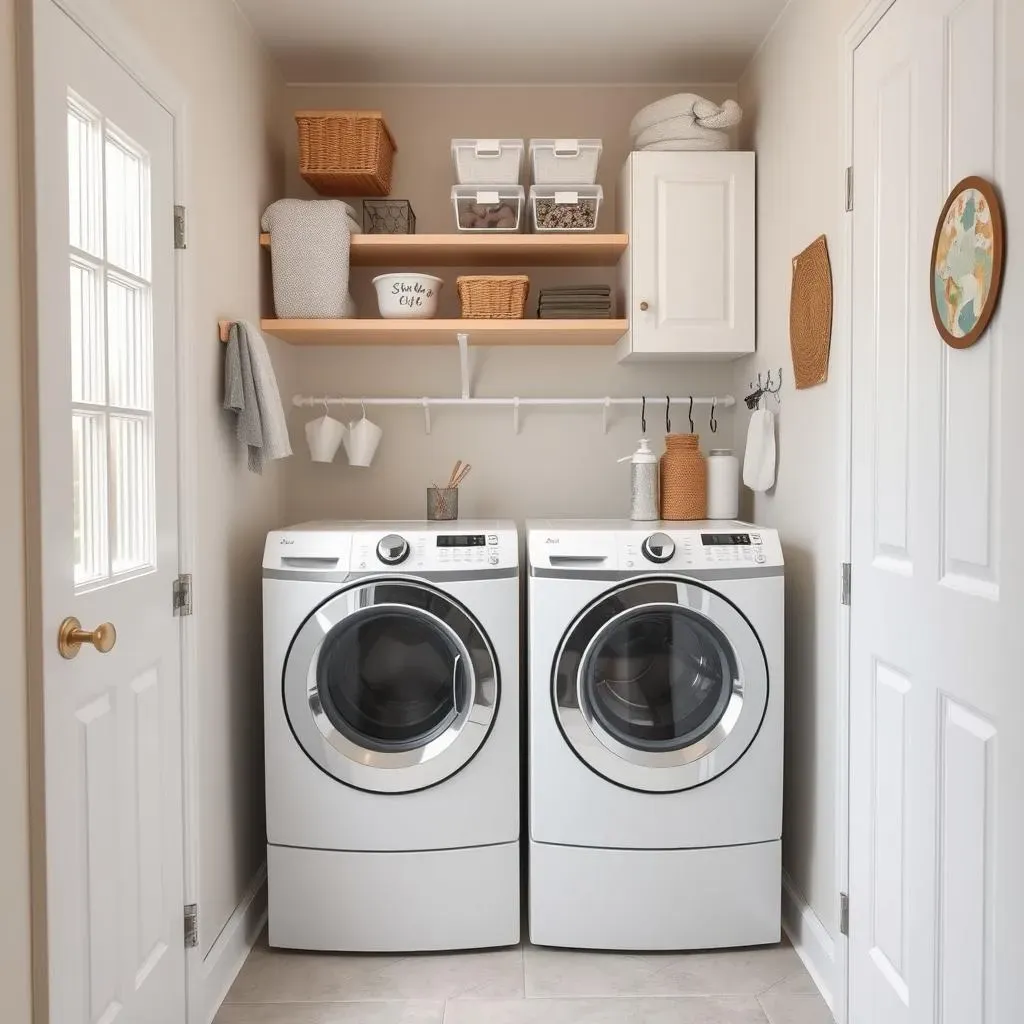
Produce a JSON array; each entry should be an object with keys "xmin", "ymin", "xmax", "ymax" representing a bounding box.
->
[
  {"xmin": 263, "ymin": 520, "xmax": 520, "ymax": 951},
  {"xmin": 527, "ymin": 520, "xmax": 784, "ymax": 950}
]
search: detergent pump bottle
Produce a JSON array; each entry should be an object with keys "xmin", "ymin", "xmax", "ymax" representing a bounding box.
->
[{"xmin": 619, "ymin": 438, "xmax": 660, "ymax": 521}]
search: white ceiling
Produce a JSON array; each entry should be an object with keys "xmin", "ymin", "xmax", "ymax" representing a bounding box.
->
[{"xmin": 235, "ymin": 0, "xmax": 788, "ymax": 85}]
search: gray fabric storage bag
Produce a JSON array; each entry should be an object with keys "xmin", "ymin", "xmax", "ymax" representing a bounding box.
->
[{"xmin": 260, "ymin": 198, "xmax": 357, "ymax": 318}]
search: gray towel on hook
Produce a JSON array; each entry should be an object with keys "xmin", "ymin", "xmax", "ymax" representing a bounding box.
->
[{"xmin": 223, "ymin": 321, "xmax": 292, "ymax": 474}]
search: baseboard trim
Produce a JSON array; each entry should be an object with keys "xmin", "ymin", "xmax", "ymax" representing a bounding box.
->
[
  {"xmin": 781, "ymin": 871, "xmax": 836, "ymax": 1015},
  {"xmin": 190, "ymin": 862, "xmax": 267, "ymax": 1024}
]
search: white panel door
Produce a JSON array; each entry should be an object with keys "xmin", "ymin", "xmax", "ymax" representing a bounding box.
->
[
  {"xmin": 849, "ymin": 0, "xmax": 1023, "ymax": 1022},
  {"xmin": 30, "ymin": 1, "xmax": 186, "ymax": 1022},
  {"xmin": 620, "ymin": 151, "xmax": 755, "ymax": 359}
]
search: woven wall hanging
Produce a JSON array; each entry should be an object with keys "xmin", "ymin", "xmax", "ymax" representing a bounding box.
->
[{"xmin": 789, "ymin": 235, "xmax": 833, "ymax": 389}]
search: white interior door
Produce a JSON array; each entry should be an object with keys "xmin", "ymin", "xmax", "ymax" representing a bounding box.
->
[
  {"xmin": 31, "ymin": 1, "xmax": 185, "ymax": 1021},
  {"xmin": 849, "ymin": 0, "xmax": 1022, "ymax": 1022}
]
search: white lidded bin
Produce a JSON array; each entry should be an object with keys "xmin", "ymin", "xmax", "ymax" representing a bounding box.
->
[
  {"xmin": 451, "ymin": 138, "xmax": 525, "ymax": 184},
  {"xmin": 451, "ymin": 185, "xmax": 525, "ymax": 232},
  {"xmin": 529, "ymin": 138, "xmax": 603, "ymax": 185},
  {"xmin": 707, "ymin": 449, "xmax": 740, "ymax": 519},
  {"xmin": 529, "ymin": 184, "xmax": 603, "ymax": 232}
]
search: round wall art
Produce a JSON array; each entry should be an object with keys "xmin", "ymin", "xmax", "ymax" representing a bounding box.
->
[{"xmin": 931, "ymin": 175, "xmax": 1005, "ymax": 349}]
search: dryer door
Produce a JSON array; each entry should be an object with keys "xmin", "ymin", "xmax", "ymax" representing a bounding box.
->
[
  {"xmin": 553, "ymin": 577, "xmax": 768, "ymax": 792},
  {"xmin": 284, "ymin": 578, "xmax": 499, "ymax": 793}
]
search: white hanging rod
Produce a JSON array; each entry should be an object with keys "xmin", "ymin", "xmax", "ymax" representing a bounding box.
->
[{"xmin": 294, "ymin": 393, "xmax": 734, "ymax": 436}]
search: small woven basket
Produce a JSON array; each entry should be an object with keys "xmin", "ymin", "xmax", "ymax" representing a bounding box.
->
[
  {"xmin": 660, "ymin": 434, "xmax": 707, "ymax": 520},
  {"xmin": 456, "ymin": 275, "xmax": 530, "ymax": 319},
  {"xmin": 296, "ymin": 110, "xmax": 396, "ymax": 197}
]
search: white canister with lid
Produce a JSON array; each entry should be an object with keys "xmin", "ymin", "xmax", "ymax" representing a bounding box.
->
[
  {"xmin": 619, "ymin": 438, "xmax": 660, "ymax": 521},
  {"xmin": 707, "ymin": 449, "xmax": 740, "ymax": 519}
]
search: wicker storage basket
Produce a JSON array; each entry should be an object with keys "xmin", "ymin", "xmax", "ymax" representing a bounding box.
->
[
  {"xmin": 457, "ymin": 275, "xmax": 529, "ymax": 319},
  {"xmin": 296, "ymin": 110, "xmax": 396, "ymax": 197},
  {"xmin": 660, "ymin": 434, "xmax": 707, "ymax": 520}
]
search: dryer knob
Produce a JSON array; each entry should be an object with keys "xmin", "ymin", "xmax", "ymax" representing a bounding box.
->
[
  {"xmin": 376, "ymin": 534, "xmax": 410, "ymax": 565},
  {"xmin": 642, "ymin": 532, "xmax": 676, "ymax": 564}
]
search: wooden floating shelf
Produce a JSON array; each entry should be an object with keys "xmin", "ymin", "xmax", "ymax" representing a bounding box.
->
[
  {"xmin": 258, "ymin": 232, "xmax": 628, "ymax": 267},
  {"xmin": 260, "ymin": 318, "xmax": 629, "ymax": 347}
]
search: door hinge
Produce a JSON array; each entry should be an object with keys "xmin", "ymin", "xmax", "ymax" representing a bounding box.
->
[
  {"xmin": 840, "ymin": 892, "xmax": 850, "ymax": 935},
  {"xmin": 184, "ymin": 903, "xmax": 198, "ymax": 948},
  {"xmin": 173, "ymin": 573, "xmax": 193, "ymax": 616},
  {"xmin": 841, "ymin": 562, "xmax": 852, "ymax": 606},
  {"xmin": 845, "ymin": 166, "xmax": 854, "ymax": 212},
  {"xmin": 173, "ymin": 204, "xmax": 187, "ymax": 250}
]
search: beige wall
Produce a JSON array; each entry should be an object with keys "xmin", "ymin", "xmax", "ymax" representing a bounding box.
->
[
  {"xmin": 736, "ymin": 0, "xmax": 864, "ymax": 943},
  {"xmin": 279, "ymin": 84, "xmax": 740, "ymax": 525},
  {"xmin": 102, "ymin": 0, "xmax": 288, "ymax": 958},
  {"xmin": 0, "ymin": 0, "xmax": 33, "ymax": 1018}
]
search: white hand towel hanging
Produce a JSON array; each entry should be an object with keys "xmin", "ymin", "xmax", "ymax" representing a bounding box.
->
[{"xmin": 742, "ymin": 409, "xmax": 777, "ymax": 492}]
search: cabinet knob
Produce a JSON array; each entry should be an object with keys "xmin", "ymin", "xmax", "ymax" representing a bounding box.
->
[{"xmin": 639, "ymin": 301, "xmax": 649, "ymax": 311}]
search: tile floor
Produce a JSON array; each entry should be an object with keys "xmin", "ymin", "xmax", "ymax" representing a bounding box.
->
[{"xmin": 217, "ymin": 932, "xmax": 834, "ymax": 1023}]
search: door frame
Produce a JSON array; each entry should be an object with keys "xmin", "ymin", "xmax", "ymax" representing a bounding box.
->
[
  {"xmin": 834, "ymin": 2, "xmax": 904, "ymax": 1022},
  {"xmin": 16, "ymin": 0, "xmax": 205, "ymax": 1019}
]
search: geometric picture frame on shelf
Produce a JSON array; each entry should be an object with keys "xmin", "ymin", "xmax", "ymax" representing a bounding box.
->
[{"xmin": 930, "ymin": 175, "xmax": 1004, "ymax": 349}]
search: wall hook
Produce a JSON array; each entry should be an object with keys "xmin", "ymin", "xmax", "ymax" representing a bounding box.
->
[
  {"xmin": 422, "ymin": 397, "xmax": 431, "ymax": 435},
  {"xmin": 512, "ymin": 396, "xmax": 521, "ymax": 435},
  {"xmin": 665, "ymin": 396, "xmax": 671, "ymax": 433},
  {"xmin": 641, "ymin": 396, "xmax": 647, "ymax": 434},
  {"xmin": 602, "ymin": 397, "xmax": 611, "ymax": 435},
  {"xmin": 710, "ymin": 399, "xmax": 718, "ymax": 433},
  {"xmin": 687, "ymin": 395, "xmax": 694, "ymax": 433}
]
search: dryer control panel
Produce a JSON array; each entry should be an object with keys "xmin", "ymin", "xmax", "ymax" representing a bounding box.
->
[{"xmin": 526, "ymin": 520, "xmax": 783, "ymax": 575}]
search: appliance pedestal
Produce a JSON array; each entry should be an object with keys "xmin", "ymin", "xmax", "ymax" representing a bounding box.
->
[
  {"xmin": 528, "ymin": 838, "xmax": 781, "ymax": 950},
  {"xmin": 268, "ymin": 841, "xmax": 520, "ymax": 952}
]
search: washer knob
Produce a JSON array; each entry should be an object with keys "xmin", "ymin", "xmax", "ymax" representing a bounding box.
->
[
  {"xmin": 641, "ymin": 532, "xmax": 675, "ymax": 564},
  {"xmin": 376, "ymin": 534, "xmax": 410, "ymax": 565}
]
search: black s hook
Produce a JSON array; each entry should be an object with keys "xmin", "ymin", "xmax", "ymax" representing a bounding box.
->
[
  {"xmin": 665, "ymin": 396, "xmax": 671, "ymax": 433},
  {"xmin": 688, "ymin": 395, "xmax": 694, "ymax": 433},
  {"xmin": 641, "ymin": 395, "xmax": 647, "ymax": 434},
  {"xmin": 710, "ymin": 398, "xmax": 718, "ymax": 433}
]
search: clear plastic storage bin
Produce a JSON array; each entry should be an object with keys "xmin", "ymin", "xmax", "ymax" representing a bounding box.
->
[
  {"xmin": 529, "ymin": 185, "xmax": 604, "ymax": 232},
  {"xmin": 529, "ymin": 138, "xmax": 603, "ymax": 185},
  {"xmin": 451, "ymin": 185, "xmax": 525, "ymax": 232},
  {"xmin": 451, "ymin": 138, "xmax": 525, "ymax": 184}
]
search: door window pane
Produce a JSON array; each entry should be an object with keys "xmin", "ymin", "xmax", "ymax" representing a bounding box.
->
[
  {"xmin": 581, "ymin": 606, "xmax": 736, "ymax": 752},
  {"xmin": 67, "ymin": 95, "xmax": 103, "ymax": 257},
  {"xmin": 316, "ymin": 608, "xmax": 468, "ymax": 752},
  {"xmin": 67, "ymin": 94, "xmax": 156, "ymax": 590},
  {"xmin": 72, "ymin": 411, "xmax": 109, "ymax": 586},
  {"xmin": 104, "ymin": 130, "xmax": 149, "ymax": 279},
  {"xmin": 110, "ymin": 416, "xmax": 154, "ymax": 574},
  {"xmin": 69, "ymin": 259, "xmax": 105, "ymax": 404}
]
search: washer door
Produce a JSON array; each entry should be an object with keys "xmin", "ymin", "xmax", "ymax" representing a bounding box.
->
[
  {"xmin": 553, "ymin": 577, "xmax": 768, "ymax": 792},
  {"xmin": 285, "ymin": 578, "xmax": 499, "ymax": 793}
]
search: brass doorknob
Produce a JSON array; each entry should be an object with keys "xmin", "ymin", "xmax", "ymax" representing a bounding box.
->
[
  {"xmin": 58, "ymin": 617, "xmax": 117, "ymax": 659},
  {"xmin": 639, "ymin": 301, "xmax": 650, "ymax": 311}
]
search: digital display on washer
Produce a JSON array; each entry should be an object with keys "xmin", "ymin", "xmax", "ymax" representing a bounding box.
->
[
  {"xmin": 701, "ymin": 533, "xmax": 752, "ymax": 546},
  {"xmin": 436, "ymin": 534, "xmax": 486, "ymax": 548}
]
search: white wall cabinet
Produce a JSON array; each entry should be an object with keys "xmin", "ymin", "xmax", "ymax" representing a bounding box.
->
[{"xmin": 617, "ymin": 151, "xmax": 755, "ymax": 361}]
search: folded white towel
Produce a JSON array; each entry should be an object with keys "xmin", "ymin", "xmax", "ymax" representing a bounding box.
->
[
  {"xmin": 223, "ymin": 321, "xmax": 293, "ymax": 474},
  {"xmin": 743, "ymin": 410, "xmax": 777, "ymax": 492},
  {"xmin": 634, "ymin": 115, "xmax": 733, "ymax": 151},
  {"xmin": 630, "ymin": 94, "xmax": 743, "ymax": 143}
]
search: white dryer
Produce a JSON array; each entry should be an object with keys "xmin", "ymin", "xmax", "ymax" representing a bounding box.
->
[
  {"xmin": 263, "ymin": 521, "xmax": 520, "ymax": 951},
  {"xmin": 527, "ymin": 520, "xmax": 784, "ymax": 950}
]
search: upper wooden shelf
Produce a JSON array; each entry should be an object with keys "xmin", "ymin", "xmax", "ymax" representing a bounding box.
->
[
  {"xmin": 258, "ymin": 232, "xmax": 628, "ymax": 267},
  {"xmin": 260, "ymin": 318, "xmax": 628, "ymax": 347}
]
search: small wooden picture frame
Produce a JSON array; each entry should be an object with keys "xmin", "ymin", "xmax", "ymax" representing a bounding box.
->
[{"xmin": 930, "ymin": 175, "xmax": 1005, "ymax": 349}]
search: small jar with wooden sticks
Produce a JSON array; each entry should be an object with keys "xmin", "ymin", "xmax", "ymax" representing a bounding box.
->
[{"xmin": 427, "ymin": 461, "xmax": 471, "ymax": 521}]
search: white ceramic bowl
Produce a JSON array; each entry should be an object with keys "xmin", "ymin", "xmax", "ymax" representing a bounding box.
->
[{"xmin": 372, "ymin": 273, "xmax": 444, "ymax": 319}]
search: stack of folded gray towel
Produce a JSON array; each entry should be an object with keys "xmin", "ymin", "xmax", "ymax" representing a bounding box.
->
[{"xmin": 537, "ymin": 285, "xmax": 613, "ymax": 320}]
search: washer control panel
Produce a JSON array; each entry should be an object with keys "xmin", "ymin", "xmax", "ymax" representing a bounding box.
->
[{"xmin": 353, "ymin": 523, "xmax": 518, "ymax": 573}]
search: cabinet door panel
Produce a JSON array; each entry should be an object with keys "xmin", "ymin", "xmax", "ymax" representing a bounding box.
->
[{"xmin": 623, "ymin": 152, "xmax": 754, "ymax": 360}]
